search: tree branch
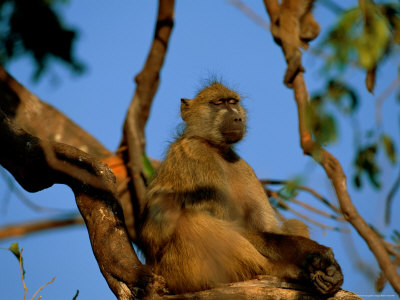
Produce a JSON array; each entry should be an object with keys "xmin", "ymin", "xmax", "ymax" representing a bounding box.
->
[
  {"xmin": 119, "ymin": 0, "xmax": 175, "ymax": 241},
  {"xmin": 0, "ymin": 214, "xmax": 84, "ymax": 241},
  {"xmin": 261, "ymin": 179, "xmax": 342, "ymax": 213},
  {"xmin": 262, "ymin": 1, "xmax": 400, "ymax": 295},
  {"xmin": 0, "ymin": 111, "xmax": 156, "ymax": 299},
  {"xmin": 0, "ymin": 66, "xmax": 111, "ymax": 159}
]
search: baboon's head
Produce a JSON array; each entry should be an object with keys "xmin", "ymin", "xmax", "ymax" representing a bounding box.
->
[{"xmin": 180, "ymin": 82, "xmax": 246, "ymax": 146}]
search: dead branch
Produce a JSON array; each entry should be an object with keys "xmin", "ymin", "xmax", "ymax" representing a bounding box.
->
[
  {"xmin": 0, "ymin": 214, "xmax": 84, "ymax": 241},
  {"xmin": 262, "ymin": 179, "xmax": 342, "ymax": 213},
  {"xmin": 119, "ymin": 0, "xmax": 175, "ymax": 241},
  {"xmin": 228, "ymin": 0, "xmax": 269, "ymax": 30},
  {"xmin": 282, "ymin": 194, "xmax": 345, "ymax": 222},
  {"xmin": 269, "ymin": 191, "xmax": 346, "ymax": 232},
  {"xmin": 262, "ymin": 0, "xmax": 400, "ymax": 295},
  {"xmin": 0, "ymin": 111, "xmax": 158, "ymax": 299},
  {"xmin": 31, "ymin": 277, "xmax": 55, "ymax": 300}
]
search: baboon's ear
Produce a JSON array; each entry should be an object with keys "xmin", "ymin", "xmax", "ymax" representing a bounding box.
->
[{"xmin": 180, "ymin": 98, "xmax": 191, "ymax": 121}]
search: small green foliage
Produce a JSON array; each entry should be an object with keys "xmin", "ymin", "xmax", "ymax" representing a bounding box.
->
[
  {"xmin": 141, "ymin": 154, "xmax": 155, "ymax": 184},
  {"xmin": 306, "ymin": 97, "xmax": 338, "ymax": 146},
  {"xmin": 353, "ymin": 143, "xmax": 381, "ymax": 189},
  {"xmin": 381, "ymin": 134, "xmax": 397, "ymax": 164},
  {"xmin": 326, "ymin": 80, "xmax": 358, "ymax": 114},
  {"xmin": 279, "ymin": 177, "xmax": 303, "ymax": 199},
  {"xmin": 322, "ymin": 1, "xmax": 393, "ymax": 70},
  {"xmin": 8, "ymin": 242, "xmax": 25, "ymax": 276},
  {"xmin": 307, "ymin": 79, "xmax": 359, "ymax": 147},
  {"xmin": 320, "ymin": 1, "xmax": 399, "ymax": 93}
]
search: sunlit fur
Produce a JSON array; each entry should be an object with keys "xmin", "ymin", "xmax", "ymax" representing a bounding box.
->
[{"xmin": 138, "ymin": 82, "xmax": 343, "ymax": 294}]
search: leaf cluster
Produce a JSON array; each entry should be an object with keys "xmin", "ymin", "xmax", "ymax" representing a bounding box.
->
[
  {"xmin": 320, "ymin": 0, "xmax": 400, "ymax": 92},
  {"xmin": 308, "ymin": 79, "xmax": 358, "ymax": 146},
  {"xmin": 0, "ymin": 0, "xmax": 83, "ymax": 80},
  {"xmin": 353, "ymin": 133, "xmax": 397, "ymax": 189}
]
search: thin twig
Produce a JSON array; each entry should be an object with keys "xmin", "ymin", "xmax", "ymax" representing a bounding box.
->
[
  {"xmin": 282, "ymin": 194, "xmax": 345, "ymax": 222},
  {"xmin": 270, "ymin": 191, "xmax": 347, "ymax": 232},
  {"xmin": 31, "ymin": 277, "xmax": 56, "ymax": 300},
  {"xmin": 262, "ymin": 179, "xmax": 341, "ymax": 213},
  {"xmin": 20, "ymin": 248, "xmax": 27, "ymax": 300},
  {"xmin": 0, "ymin": 214, "xmax": 84, "ymax": 241},
  {"xmin": 375, "ymin": 75, "xmax": 400, "ymax": 125},
  {"xmin": 228, "ymin": 0, "xmax": 269, "ymax": 30},
  {"xmin": 384, "ymin": 241, "xmax": 400, "ymax": 259}
]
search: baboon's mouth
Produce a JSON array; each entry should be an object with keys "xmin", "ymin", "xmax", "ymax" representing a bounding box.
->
[{"xmin": 222, "ymin": 130, "xmax": 244, "ymax": 144}]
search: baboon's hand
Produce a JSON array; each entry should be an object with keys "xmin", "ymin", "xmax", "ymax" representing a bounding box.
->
[{"xmin": 304, "ymin": 250, "xmax": 343, "ymax": 295}]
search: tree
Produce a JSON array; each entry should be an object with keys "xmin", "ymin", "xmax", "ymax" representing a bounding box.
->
[{"xmin": 0, "ymin": 0, "xmax": 399, "ymax": 299}]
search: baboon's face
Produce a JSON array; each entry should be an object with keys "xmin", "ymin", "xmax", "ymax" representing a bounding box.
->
[
  {"xmin": 181, "ymin": 83, "xmax": 247, "ymax": 145},
  {"xmin": 209, "ymin": 97, "xmax": 246, "ymax": 144}
]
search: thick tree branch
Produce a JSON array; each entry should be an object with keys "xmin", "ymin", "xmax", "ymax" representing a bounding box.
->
[
  {"xmin": 119, "ymin": 0, "xmax": 175, "ymax": 241},
  {"xmin": 0, "ymin": 111, "xmax": 156, "ymax": 299},
  {"xmin": 0, "ymin": 66, "xmax": 111, "ymax": 159},
  {"xmin": 0, "ymin": 66, "xmax": 140, "ymax": 247},
  {"xmin": 263, "ymin": 1, "xmax": 400, "ymax": 295}
]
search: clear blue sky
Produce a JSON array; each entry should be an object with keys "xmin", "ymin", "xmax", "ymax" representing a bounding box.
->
[{"xmin": 1, "ymin": 1, "xmax": 399, "ymax": 299}]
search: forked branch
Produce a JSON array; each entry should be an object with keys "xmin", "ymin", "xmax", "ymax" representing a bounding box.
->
[
  {"xmin": 0, "ymin": 111, "xmax": 155, "ymax": 299},
  {"xmin": 263, "ymin": 0, "xmax": 400, "ymax": 294},
  {"xmin": 118, "ymin": 0, "xmax": 175, "ymax": 241}
]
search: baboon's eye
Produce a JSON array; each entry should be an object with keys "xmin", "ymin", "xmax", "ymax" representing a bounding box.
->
[
  {"xmin": 228, "ymin": 99, "xmax": 238, "ymax": 104},
  {"xmin": 211, "ymin": 99, "xmax": 224, "ymax": 105}
]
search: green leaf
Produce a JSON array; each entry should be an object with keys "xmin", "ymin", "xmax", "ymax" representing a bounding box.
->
[
  {"xmin": 381, "ymin": 134, "xmax": 397, "ymax": 164},
  {"xmin": 356, "ymin": 4, "xmax": 390, "ymax": 69},
  {"xmin": 8, "ymin": 242, "xmax": 20, "ymax": 258},
  {"xmin": 8, "ymin": 242, "xmax": 25, "ymax": 276},
  {"xmin": 306, "ymin": 101, "xmax": 338, "ymax": 146},
  {"xmin": 319, "ymin": 1, "xmax": 397, "ymax": 78},
  {"xmin": 279, "ymin": 177, "xmax": 303, "ymax": 199},
  {"xmin": 327, "ymin": 79, "xmax": 359, "ymax": 114},
  {"xmin": 354, "ymin": 144, "xmax": 381, "ymax": 189},
  {"xmin": 141, "ymin": 154, "xmax": 155, "ymax": 183}
]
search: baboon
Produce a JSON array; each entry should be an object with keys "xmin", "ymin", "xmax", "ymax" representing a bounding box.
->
[
  {"xmin": 138, "ymin": 82, "xmax": 343, "ymax": 295},
  {"xmin": 270, "ymin": 0, "xmax": 320, "ymax": 86}
]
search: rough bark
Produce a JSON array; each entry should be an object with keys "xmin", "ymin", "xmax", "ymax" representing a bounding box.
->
[
  {"xmin": 0, "ymin": 110, "xmax": 156, "ymax": 299},
  {"xmin": 151, "ymin": 276, "xmax": 362, "ymax": 300},
  {"xmin": 119, "ymin": 0, "xmax": 175, "ymax": 241},
  {"xmin": 0, "ymin": 66, "xmax": 111, "ymax": 159}
]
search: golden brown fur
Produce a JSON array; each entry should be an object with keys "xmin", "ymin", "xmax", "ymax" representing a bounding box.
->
[{"xmin": 138, "ymin": 82, "xmax": 343, "ymax": 295}]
